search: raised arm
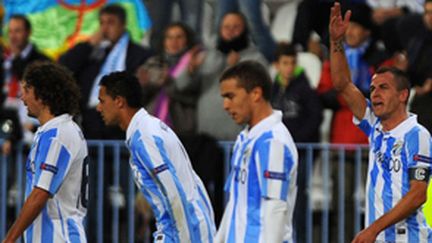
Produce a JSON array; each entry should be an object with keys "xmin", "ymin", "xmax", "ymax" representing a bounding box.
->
[{"xmin": 329, "ymin": 2, "xmax": 367, "ymax": 120}]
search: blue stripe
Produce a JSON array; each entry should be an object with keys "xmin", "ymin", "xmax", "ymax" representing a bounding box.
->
[
  {"xmin": 153, "ymin": 135, "xmax": 202, "ymax": 243},
  {"xmin": 368, "ymin": 132, "xmax": 384, "ymax": 225},
  {"xmin": 227, "ymin": 139, "xmax": 251, "ymax": 243},
  {"xmin": 130, "ymin": 131, "xmax": 175, "ymax": 236},
  {"xmin": 25, "ymin": 223, "xmax": 33, "ymax": 243},
  {"xmin": 404, "ymin": 129, "xmax": 421, "ymax": 241},
  {"xmin": 196, "ymin": 197, "xmax": 214, "ymax": 243},
  {"xmin": 405, "ymin": 127, "xmax": 420, "ymax": 168},
  {"xmin": 41, "ymin": 207, "xmax": 54, "ymax": 243},
  {"xmin": 256, "ymin": 132, "xmax": 272, "ymax": 198},
  {"xmin": 56, "ymin": 199, "xmax": 66, "ymax": 238},
  {"xmin": 48, "ymin": 146, "xmax": 71, "ymax": 194},
  {"xmin": 244, "ymin": 145, "xmax": 261, "ymax": 243},
  {"xmin": 358, "ymin": 119, "xmax": 372, "ymax": 136},
  {"xmin": 34, "ymin": 129, "xmax": 57, "ymax": 187},
  {"xmin": 67, "ymin": 219, "xmax": 81, "ymax": 243},
  {"xmin": 281, "ymin": 146, "xmax": 294, "ymax": 200},
  {"xmin": 383, "ymin": 137, "xmax": 395, "ymax": 242}
]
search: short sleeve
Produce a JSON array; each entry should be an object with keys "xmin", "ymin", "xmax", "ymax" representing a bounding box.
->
[
  {"xmin": 405, "ymin": 130, "xmax": 432, "ymax": 169},
  {"xmin": 35, "ymin": 137, "xmax": 72, "ymax": 195},
  {"xmin": 256, "ymin": 140, "xmax": 296, "ymax": 201}
]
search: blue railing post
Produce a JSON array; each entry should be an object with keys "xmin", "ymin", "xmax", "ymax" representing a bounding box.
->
[
  {"xmin": 0, "ymin": 151, "xmax": 7, "ymax": 240},
  {"xmin": 337, "ymin": 147, "xmax": 345, "ymax": 243},
  {"xmin": 306, "ymin": 144, "xmax": 313, "ymax": 243},
  {"xmin": 112, "ymin": 143, "xmax": 121, "ymax": 243},
  {"xmin": 354, "ymin": 146, "xmax": 363, "ymax": 234},
  {"xmin": 97, "ymin": 144, "xmax": 105, "ymax": 243},
  {"xmin": 128, "ymin": 166, "xmax": 136, "ymax": 243},
  {"xmin": 322, "ymin": 145, "xmax": 330, "ymax": 243}
]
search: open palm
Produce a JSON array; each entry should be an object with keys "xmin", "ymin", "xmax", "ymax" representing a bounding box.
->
[{"xmin": 329, "ymin": 2, "xmax": 351, "ymax": 42}]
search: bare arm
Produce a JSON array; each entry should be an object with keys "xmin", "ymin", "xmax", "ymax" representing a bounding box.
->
[
  {"xmin": 329, "ymin": 2, "xmax": 367, "ymax": 120},
  {"xmin": 2, "ymin": 188, "xmax": 50, "ymax": 243},
  {"xmin": 352, "ymin": 180, "xmax": 427, "ymax": 243}
]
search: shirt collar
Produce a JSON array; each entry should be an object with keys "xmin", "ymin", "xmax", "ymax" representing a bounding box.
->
[
  {"xmin": 126, "ymin": 108, "xmax": 148, "ymax": 141},
  {"xmin": 242, "ymin": 110, "xmax": 282, "ymax": 139},
  {"xmin": 377, "ymin": 113, "xmax": 417, "ymax": 137},
  {"xmin": 36, "ymin": 114, "xmax": 71, "ymax": 133}
]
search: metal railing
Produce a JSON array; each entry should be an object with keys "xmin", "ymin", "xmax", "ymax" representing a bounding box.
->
[{"xmin": 0, "ymin": 139, "xmax": 369, "ymax": 243}]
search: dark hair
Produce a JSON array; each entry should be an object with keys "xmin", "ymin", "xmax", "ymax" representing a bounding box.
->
[
  {"xmin": 375, "ymin": 66, "xmax": 411, "ymax": 103},
  {"xmin": 99, "ymin": 71, "xmax": 143, "ymax": 108},
  {"xmin": 219, "ymin": 61, "xmax": 272, "ymax": 101},
  {"xmin": 10, "ymin": 14, "xmax": 31, "ymax": 32},
  {"xmin": 274, "ymin": 42, "xmax": 297, "ymax": 61},
  {"xmin": 99, "ymin": 4, "xmax": 126, "ymax": 24},
  {"xmin": 163, "ymin": 22, "xmax": 196, "ymax": 51},
  {"xmin": 23, "ymin": 62, "xmax": 80, "ymax": 116}
]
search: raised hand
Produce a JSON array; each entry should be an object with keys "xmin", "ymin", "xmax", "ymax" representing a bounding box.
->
[{"xmin": 329, "ymin": 2, "xmax": 351, "ymax": 42}]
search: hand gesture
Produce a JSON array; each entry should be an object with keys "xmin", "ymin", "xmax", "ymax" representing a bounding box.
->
[{"xmin": 329, "ymin": 2, "xmax": 351, "ymax": 42}]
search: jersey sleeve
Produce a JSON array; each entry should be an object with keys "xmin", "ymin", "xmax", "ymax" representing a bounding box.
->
[
  {"xmin": 353, "ymin": 99, "xmax": 378, "ymax": 137},
  {"xmin": 405, "ymin": 130, "xmax": 432, "ymax": 169},
  {"xmin": 34, "ymin": 136, "xmax": 73, "ymax": 195},
  {"xmin": 256, "ymin": 139, "xmax": 296, "ymax": 201}
]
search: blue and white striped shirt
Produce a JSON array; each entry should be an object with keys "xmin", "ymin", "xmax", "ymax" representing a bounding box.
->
[
  {"xmin": 218, "ymin": 110, "xmax": 298, "ymax": 243},
  {"xmin": 25, "ymin": 114, "xmax": 88, "ymax": 243},
  {"xmin": 126, "ymin": 108, "xmax": 216, "ymax": 243},
  {"xmin": 355, "ymin": 103, "xmax": 432, "ymax": 242}
]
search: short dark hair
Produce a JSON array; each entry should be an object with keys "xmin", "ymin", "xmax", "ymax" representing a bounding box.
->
[
  {"xmin": 375, "ymin": 66, "xmax": 411, "ymax": 103},
  {"xmin": 99, "ymin": 71, "xmax": 143, "ymax": 108},
  {"xmin": 10, "ymin": 14, "xmax": 31, "ymax": 32},
  {"xmin": 99, "ymin": 4, "xmax": 126, "ymax": 24},
  {"xmin": 23, "ymin": 62, "xmax": 80, "ymax": 116},
  {"xmin": 219, "ymin": 61, "xmax": 272, "ymax": 101},
  {"xmin": 274, "ymin": 42, "xmax": 297, "ymax": 61}
]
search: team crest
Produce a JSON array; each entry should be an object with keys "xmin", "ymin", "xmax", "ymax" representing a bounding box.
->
[{"xmin": 391, "ymin": 140, "xmax": 403, "ymax": 156}]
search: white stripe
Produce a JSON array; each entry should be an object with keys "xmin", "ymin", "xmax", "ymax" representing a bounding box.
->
[
  {"xmin": 32, "ymin": 214, "xmax": 43, "ymax": 243},
  {"xmin": 267, "ymin": 141, "xmax": 284, "ymax": 199}
]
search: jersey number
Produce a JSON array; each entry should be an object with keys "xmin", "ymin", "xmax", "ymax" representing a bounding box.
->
[{"xmin": 80, "ymin": 157, "xmax": 89, "ymax": 208}]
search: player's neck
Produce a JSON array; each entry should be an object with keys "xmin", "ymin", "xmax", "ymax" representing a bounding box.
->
[
  {"xmin": 119, "ymin": 107, "xmax": 140, "ymax": 131},
  {"xmin": 381, "ymin": 110, "xmax": 408, "ymax": 132},
  {"xmin": 37, "ymin": 109, "xmax": 55, "ymax": 126},
  {"xmin": 248, "ymin": 102, "xmax": 273, "ymax": 129}
]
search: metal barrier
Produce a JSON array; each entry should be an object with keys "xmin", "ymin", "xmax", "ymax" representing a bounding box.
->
[{"xmin": 0, "ymin": 139, "xmax": 370, "ymax": 243}]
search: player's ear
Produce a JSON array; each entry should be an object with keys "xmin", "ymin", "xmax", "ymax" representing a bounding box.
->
[
  {"xmin": 251, "ymin": 86, "xmax": 263, "ymax": 102},
  {"xmin": 114, "ymin": 96, "xmax": 126, "ymax": 108}
]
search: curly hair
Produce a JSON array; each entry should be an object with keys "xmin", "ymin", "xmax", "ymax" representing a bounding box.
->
[{"xmin": 22, "ymin": 61, "xmax": 80, "ymax": 116}]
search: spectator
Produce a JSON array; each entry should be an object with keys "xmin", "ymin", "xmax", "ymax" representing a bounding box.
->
[
  {"xmin": 137, "ymin": 22, "xmax": 198, "ymax": 135},
  {"xmin": 271, "ymin": 42, "xmax": 322, "ymax": 143},
  {"xmin": 270, "ymin": 42, "xmax": 322, "ymax": 243},
  {"xmin": 177, "ymin": 11, "xmax": 267, "ymax": 141},
  {"xmin": 216, "ymin": 0, "xmax": 276, "ymax": 61},
  {"xmin": 59, "ymin": 4, "xmax": 152, "ymax": 140},
  {"xmin": 1, "ymin": 15, "xmax": 50, "ymax": 144}
]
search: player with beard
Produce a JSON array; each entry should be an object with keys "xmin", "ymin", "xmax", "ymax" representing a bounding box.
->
[{"xmin": 177, "ymin": 11, "xmax": 268, "ymax": 141}]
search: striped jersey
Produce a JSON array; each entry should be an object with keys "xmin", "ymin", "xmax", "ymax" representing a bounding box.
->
[
  {"xmin": 126, "ymin": 108, "xmax": 216, "ymax": 243},
  {"xmin": 219, "ymin": 110, "xmax": 298, "ymax": 243},
  {"xmin": 355, "ymin": 103, "xmax": 432, "ymax": 242},
  {"xmin": 24, "ymin": 114, "xmax": 88, "ymax": 243}
]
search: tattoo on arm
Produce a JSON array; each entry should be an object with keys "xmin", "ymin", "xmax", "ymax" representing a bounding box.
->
[{"xmin": 333, "ymin": 41, "xmax": 344, "ymax": 53}]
